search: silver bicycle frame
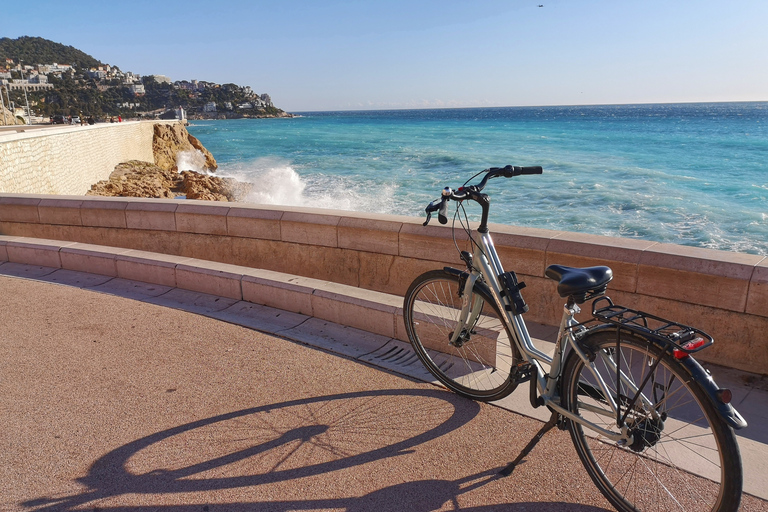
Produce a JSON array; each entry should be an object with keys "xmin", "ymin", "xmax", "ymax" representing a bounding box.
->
[{"xmin": 462, "ymin": 230, "xmax": 641, "ymax": 442}]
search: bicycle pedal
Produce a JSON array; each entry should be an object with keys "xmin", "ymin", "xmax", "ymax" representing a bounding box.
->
[{"xmin": 512, "ymin": 362, "xmax": 533, "ymax": 384}]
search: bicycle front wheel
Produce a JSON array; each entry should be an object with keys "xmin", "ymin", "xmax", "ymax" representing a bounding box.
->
[
  {"xmin": 562, "ymin": 330, "xmax": 742, "ymax": 512},
  {"xmin": 403, "ymin": 270, "xmax": 521, "ymax": 401}
]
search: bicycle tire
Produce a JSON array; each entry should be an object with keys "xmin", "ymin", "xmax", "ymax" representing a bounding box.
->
[
  {"xmin": 561, "ymin": 330, "xmax": 742, "ymax": 512},
  {"xmin": 403, "ymin": 269, "xmax": 521, "ymax": 401}
]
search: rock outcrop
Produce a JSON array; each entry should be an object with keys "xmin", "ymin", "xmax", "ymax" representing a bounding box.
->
[
  {"xmin": 87, "ymin": 122, "xmax": 251, "ymax": 202},
  {"xmin": 180, "ymin": 171, "xmax": 252, "ymax": 201},
  {"xmin": 0, "ymin": 105, "xmax": 24, "ymax": 125},
  {"xmin": 87, "ymin": 160, "xmax": 252, "ymax": 201},
  {"xmin": 152, "ymin": 123, "xmax": 217, "ymax": 172}
]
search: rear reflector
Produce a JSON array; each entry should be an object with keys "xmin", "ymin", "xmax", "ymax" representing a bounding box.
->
[
  {"xmin": 673, "ymin": 337, "xmax": 707, "ymax": 359},
  {"xmin": 716, "ymin": 388, "xmax": 733, "ymax": 404}
]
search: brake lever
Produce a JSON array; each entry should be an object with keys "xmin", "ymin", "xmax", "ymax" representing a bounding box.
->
[{"xmin": 423, "ymin": 199, "xmax": 439, "ymax": 226}]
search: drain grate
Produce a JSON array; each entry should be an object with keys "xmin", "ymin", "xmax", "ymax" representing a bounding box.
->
[{"xmin": 358, "ymin": 340, "xmax": 438, "ymax": 384}]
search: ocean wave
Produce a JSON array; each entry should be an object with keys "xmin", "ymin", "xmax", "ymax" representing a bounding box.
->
[
  {"xmin": 217, "ymin": 157, "xmax": 406, "ymax": 214},
  {"xmin": 176, "ymin": 149, "xmax": 211, "ymax": 174}
]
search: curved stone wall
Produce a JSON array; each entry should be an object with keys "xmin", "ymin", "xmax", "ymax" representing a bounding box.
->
[{"xmin": 0, "ymin": 194, "xmax": 766, "ymax": 374}]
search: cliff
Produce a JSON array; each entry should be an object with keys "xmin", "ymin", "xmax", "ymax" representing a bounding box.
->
[
  {"xmin": 0, "ymin": 105, "xmax": 24, "ymax": 125},
  {"xmin": 152, "ymin": 123, "xmax": 217, "ymax": 172}
]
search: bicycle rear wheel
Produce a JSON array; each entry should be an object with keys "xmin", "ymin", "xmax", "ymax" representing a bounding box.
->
[
  {"xmin": 561, "ymin": 330, "xmax": 742, "ymax": 512},
  {"xmin": 403, "ymin": 270, "xmax": 520, "ymax": 401}
]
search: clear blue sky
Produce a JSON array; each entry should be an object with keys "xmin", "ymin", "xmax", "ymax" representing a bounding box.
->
[{"xmin": 4, "ymin": 0, "xmax": 767, "ymax": 112}]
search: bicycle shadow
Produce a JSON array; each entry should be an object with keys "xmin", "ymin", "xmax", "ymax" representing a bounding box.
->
[
  {"xmin": 21, "ymin": 387, "xmax": 612, "ymax": 512},
  {"xmin": 26, "ymin": 471, "xmax": 611, "ymax": 512},
  {"xmin": 22, "ymin": 389, "xmax": 604, "ymax": 512},
  {"xmin": 19, "ymin": 388, "xmax": 464, "ymax": 511}
]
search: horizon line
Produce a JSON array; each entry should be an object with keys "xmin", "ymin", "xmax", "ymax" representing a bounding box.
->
[{"xmin": 289, "ymin": 99, "xmax": 768, "ymax": 114}]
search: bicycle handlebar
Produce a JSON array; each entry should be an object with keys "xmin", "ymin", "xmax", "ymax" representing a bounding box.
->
[{"xmin": 423, "ymin": 165, "xmax": 543, "ymax": 226}]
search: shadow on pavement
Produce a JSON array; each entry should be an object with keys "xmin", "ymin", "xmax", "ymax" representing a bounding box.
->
[{"xmin": 21, "ymin": 387, "xmax": 612, "ymax": 511}]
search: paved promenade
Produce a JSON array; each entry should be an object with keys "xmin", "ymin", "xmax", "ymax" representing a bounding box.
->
[{"xmin": 1, "ymin": 266, "xmax": 767, "ymax": 511}]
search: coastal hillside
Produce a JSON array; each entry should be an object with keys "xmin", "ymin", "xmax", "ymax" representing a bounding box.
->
[
  {"xmin": 0, "ymin": 36, "xmax": 102, "ymax": 70},
  {"xmin": 0, "ymin": 36, "xmax": 290, "ymax": 121}
]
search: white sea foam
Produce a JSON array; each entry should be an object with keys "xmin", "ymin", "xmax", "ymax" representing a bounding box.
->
[
  {"xmin": 176, "ymin": 149, "xmax": 209, "ymax": 174},
  {"xmin": 216, "ymin": 157, "xmax": 405, "ymax": 214}
]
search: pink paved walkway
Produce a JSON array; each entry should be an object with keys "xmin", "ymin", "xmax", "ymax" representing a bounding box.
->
[{"xmin": 1, "ymin": 275, "xmax": 767, "ymax": 511}]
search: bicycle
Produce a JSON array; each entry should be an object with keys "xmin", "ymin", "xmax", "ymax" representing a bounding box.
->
[{"xmin": 402, "ymin": 165, "xmax": 748, "ymax": 512}]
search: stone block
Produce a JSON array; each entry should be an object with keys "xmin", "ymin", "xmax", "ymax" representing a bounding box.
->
[
  {"xmin": 338, "ymin": 214, "xmax": 402, "ymax": 255},
  {"xmin": 746, "ymin": 258, "xmax": 768, "ymax": 317},
  {"xmin": 386, "ymin": 255, "xmax": 461, "ymax": 297},
  {"xmin": 637, "ymin": 244, "xmax": 761, "ymax": 312},
  {"xmin": 546, "ymin": 232, "xmax": 657, "ymax": 293},
  {"xmin": 281, "ymin": 210, "xmax": 340, "ymax": 247},
  {"xmin": 175, "ymin": 202, "xmax": 230, "ymax": 235},
  {"xmin": 125, "ymin": 200, "xmax": 178, "ymax": 231},
  {"xmin": 227, "ymin": 205, "xmax": 282, "ymax": 240},
  {"xmin": 175, "ymin": 260, "xmax": 244, "ymax": 300},
  {"xmin": 492, "ymin": 224, "xmax": 559, "ymax": 278},
  {"xmin": 614, "ymin": 290, "xmax": 768, "ymax": 375},
  {"xmin": 175, "ymin": 233, "xmax": 232, "ymax": 263},
  {"xmin": 38, "ymin": 198, "xmax": 83, "ymax": 226},
  {"xmin": 228, "ymin": 236, "xmax": 279, "ymax": 270},
  {"xmin": 0, "ymin": 236, "xmax": 10, "ymax": 262},
  {"xmin": 116, "ymin": 250, "xmax": 193, "ymax": 287},
  {"xmin": 357, "ymin": 252, "xmax": 400, "ymax": 295},
  {"xmin": 394, "ymin": 310, "xmax": 408, "ymax": 342},
  {"xmin": 0, "ymin": 196, "xmax": 40, "ymax": 223},
  {"xmin": 108, "ymin": 228, "xmax": 184, "ymax": 256},
  {"xmin": 398, "ymin": 220, "xmax": 469, "ymax": 262},
  {"xmin": 80, "ymin": 197, "xmax": 129, "ymax": 228},
  {"xmin": 254, "ymin": 241, "xmax": 360, "ymax": 287},
  {"xmin": 311, "ymin": 283, "xmax": 400, "ymax": 339},
  {"xmin": 59, "ymin": 243, "xmax": 130, "ymax": 276},
  {"xmin": 6, "ymin": 238, "xmax": 73, "ymax": 268},
  {"xmin": 241, "ymin": 270, "xmax": 317, "ymax": 316}
]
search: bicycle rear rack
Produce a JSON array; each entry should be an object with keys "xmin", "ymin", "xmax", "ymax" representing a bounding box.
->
[{"xmin": 590, "ymin": 297, "xmax": 714, "ymax": 357}]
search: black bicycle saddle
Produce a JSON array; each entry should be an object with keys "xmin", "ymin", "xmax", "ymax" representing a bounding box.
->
[{"xmin": 545, "ymin": 264, "xmax": 613, "ymax": 300}]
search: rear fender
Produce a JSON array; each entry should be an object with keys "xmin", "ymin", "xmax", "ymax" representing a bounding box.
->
[
  {"xmin": 678, "ymin": 355, "xmax": 748, "ymax": 430},
  {"xmin": 579, "ymin": 325, "xmax": 747, "ymax": 430}
]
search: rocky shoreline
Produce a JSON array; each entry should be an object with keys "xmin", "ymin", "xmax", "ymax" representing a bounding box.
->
[
  {"xmin": 87, "ymin": 123, "xmax": 252, "ymax": 201},
  {"xmin": 186, "ymin": 111, "xmax": 293, "ymax": 120}
]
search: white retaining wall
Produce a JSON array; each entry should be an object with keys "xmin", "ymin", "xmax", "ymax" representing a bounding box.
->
[{"xmin": 0, "ymin": 121, "xmax": 169, "ymax": 195}]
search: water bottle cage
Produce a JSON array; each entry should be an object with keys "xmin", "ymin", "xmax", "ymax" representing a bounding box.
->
[{"xmin": 499, "ymin": 271, "xmax": 529, "ymax": 315}]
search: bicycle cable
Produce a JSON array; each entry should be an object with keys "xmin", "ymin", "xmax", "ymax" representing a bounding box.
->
[{"xmin": 451, "ymin": 195, "xmax": 487, "ymax": 273}]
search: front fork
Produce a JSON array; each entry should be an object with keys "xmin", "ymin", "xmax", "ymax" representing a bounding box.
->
[{"xmin": 449, "ymin": 270, "xmax": 483, "ymax": 347}]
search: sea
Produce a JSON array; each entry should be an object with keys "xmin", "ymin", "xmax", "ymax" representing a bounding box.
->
[{"xmin": 186, "ymin": 102, "xmax": 768, "ymax": 256}]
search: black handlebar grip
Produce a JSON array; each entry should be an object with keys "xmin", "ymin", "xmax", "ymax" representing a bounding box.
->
[
  {"xmin": 501, "ymin": 165, "xmax": 543, "ymax": 177},
  {"xmin": 438, "ymin": 198, "xmax": 449, "ymax": 224}
]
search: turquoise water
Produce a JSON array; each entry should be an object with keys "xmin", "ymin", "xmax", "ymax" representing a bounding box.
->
[{"xmin": 187, "ymin": 103, "xmax": 768, "ymax": 255}]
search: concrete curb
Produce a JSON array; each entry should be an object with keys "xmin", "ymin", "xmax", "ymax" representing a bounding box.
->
[{"xmin": 0, "ymin": 234, "xmax": 407, "ymax": 343}]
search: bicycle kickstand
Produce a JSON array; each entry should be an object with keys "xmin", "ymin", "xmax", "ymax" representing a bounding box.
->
[{"xmin": 500, "ymin": 409, "xmax": 560, "ymax": 476}]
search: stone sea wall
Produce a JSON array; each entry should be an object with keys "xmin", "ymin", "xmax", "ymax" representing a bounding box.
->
[
  {"xmin": 0, "ymin": 122, "xmax": 168, "ymax": 195},
  {"xmin": 0, "ymin": 196, "xmax": 766, "ymax": 375}
]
